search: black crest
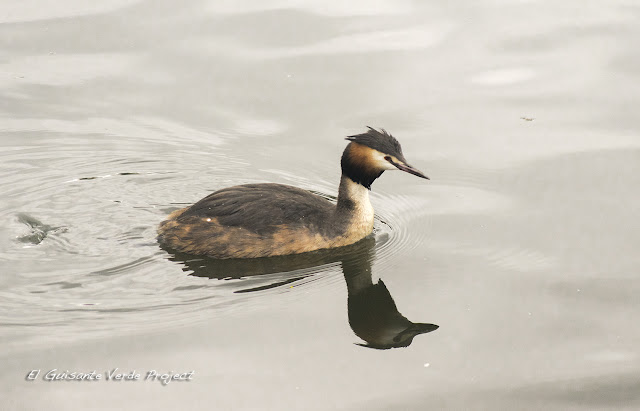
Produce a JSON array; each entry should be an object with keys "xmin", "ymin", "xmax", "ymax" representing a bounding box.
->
[{"xmin": 345, "ymin": 127, "xmax": 405, "ymax": 161}]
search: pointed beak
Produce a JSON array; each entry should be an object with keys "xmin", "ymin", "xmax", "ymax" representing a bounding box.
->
[{"xmin": 392, "ymin": 160, "xmax": 430, "ymax": 180}]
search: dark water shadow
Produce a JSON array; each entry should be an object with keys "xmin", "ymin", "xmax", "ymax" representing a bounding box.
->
[
  {"xmin": 15, "ymin": 213, "xmax": 68, "ymax": 245},
  {"xmin": 162, "ymin": 237, "xmax": 438, "ymax": 349}
]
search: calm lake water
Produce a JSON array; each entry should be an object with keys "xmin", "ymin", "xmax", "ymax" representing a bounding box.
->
[{"xmin": 1, "ymin": 1, "xmax": 639, "ymax": 410}]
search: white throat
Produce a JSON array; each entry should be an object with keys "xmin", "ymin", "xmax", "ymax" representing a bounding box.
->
[{"xmin": 341, "ymin": 176, "xmax": 374, "ymax": 224}]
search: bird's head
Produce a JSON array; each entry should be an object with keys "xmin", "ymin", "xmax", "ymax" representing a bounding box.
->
[{"xmin": 341, "ymin": 127, "xmax": 429, "ymax": 189}]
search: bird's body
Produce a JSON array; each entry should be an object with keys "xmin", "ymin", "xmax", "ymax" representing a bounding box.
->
[{"xmin": 158, "ymin": 128, "xmax": 428, "ymax": 259}]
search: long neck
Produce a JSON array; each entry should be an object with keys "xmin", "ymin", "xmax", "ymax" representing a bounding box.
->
[
  {"xmin": 332, "ymin": 143, "xmax": 379, "ymax": 238},
  {"xmin": 335, "ymin": 175, "xmax": 375, "ymax": 241},
  {"xmin": 337, "ymin": 175, "xmax": 371, "ymax": 212},
  {"xmin": 327, "ymin": 175, "xmax": 375, "ymax": 241}
]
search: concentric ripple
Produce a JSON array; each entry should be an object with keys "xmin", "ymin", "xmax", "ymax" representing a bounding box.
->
[{"xmin": 0, "ymin": 124, "xmax": 435, "ymax": 353}]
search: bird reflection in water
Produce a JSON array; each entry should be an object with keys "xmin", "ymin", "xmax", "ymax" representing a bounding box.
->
[
  {"xmin": 341, "ymin": 249, "xmax": 439, "ymax": 349},
  {"xmin": 163, "ymin": 236, "xmax": 438, "ymax": 349}
]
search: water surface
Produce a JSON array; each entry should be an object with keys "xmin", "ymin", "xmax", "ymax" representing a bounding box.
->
[{"xmin": 1, "ymin": 1, "xmax": 639, "ymax": 410}]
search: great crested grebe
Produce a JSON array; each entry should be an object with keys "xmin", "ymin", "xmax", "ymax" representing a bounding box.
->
[{"xmin": 158, "ymin": 127, "xmax": 428, "ymax": 259}]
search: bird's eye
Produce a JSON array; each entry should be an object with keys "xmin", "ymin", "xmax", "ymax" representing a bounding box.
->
[{"xmin": 384, "ymin": 156, "xmax": 392, "ymax": 162}]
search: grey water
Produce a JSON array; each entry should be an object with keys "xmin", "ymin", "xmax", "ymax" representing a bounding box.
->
[{"xmin": 1, "ymin": 1, "xmax": 639, "ymax": 410}]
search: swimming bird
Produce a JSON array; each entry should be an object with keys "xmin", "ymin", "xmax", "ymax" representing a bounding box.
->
[{"xmin": 158, "ymin": 127, "xmax": 428, "ymax": 259}]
